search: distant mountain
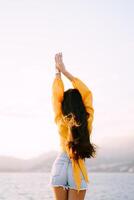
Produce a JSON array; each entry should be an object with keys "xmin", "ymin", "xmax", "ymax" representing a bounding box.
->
[
  {"xmin": 0, "ymin": 135, "xmax": 134, "ymax": 173},
  {"xmin": 0, "ymin": 150, "xmax": 58, "ymax": 172},
  {"xmin": 86, "ymin": 147, "xmax": 134, "ymax": 173}
]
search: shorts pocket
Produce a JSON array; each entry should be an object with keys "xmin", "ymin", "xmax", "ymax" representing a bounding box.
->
[{"xmin": 51, "ymin": 160, "xmax": 65, "ymax": 177}]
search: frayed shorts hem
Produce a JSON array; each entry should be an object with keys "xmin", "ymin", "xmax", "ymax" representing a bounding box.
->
[
  {"xmin": 67, "ymin": 186, "xmax": 87, "ymax": 190},
  {"xmin": 50, "ymin": 184, "xmax": 68, "ymax": 190},
  {"xmin": 50, "ymin": 184, "xmax": 87, "ymax": 191}
]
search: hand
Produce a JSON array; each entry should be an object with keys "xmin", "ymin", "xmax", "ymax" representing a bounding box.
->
[{"xmin": 55, "ymin": 52, "xmax": 66, "ymax": 73}]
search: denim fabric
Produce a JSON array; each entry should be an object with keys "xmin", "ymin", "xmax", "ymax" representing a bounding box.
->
[{"xmin": 48, "ymin": 151, "xmax": 88, "ymax": 190}]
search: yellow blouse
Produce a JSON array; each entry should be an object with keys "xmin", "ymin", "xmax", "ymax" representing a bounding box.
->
[{"xmin": 52, "ymin": 76, "xmax": 94, "ymax": 193}]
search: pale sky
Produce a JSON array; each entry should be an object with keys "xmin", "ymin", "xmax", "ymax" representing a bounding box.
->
[{"xmin": 0, "ymin": 0, "xmax": 133, "ymax": 159}]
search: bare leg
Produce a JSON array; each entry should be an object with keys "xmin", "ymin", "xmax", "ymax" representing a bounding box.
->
[
  {"xmin": 68, "ymin": 189, "xmax": 86, "ymax": 200},
  {"xmin": 52, "ymin": 186, "xmax": 68, "ymax": 200}
]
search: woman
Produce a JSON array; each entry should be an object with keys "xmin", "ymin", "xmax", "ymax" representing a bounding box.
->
[{"xmin": 49, "ymin": 52, "xmax": 97, "ymax": 200}]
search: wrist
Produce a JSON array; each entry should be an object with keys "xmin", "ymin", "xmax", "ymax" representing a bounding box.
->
[
  {"xmin": 61, "ymin": 68, "xmax": 67, "ymax": 74},
  {"xmin": 55, "ymin": 69, "xmax": 61, "ymax": 77},
  {"xmin": 55, "ymin": 68, "xmax": 60, "ymax": 73}
]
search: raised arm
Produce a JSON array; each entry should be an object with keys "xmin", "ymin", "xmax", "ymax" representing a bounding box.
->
[
  {"xmin": 51, "ymin": 55, "xmax": 64, "ymax": 124},
  {"xmin": 52, "ymin": 77, "xmax": 64, "ymax": 124}
]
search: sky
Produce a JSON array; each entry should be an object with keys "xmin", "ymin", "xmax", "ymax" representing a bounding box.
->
[{"xmin": 0, "ymin": 0, "xmax": 133, "ymax": 159}]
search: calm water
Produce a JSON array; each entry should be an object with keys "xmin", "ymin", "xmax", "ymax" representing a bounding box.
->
[{"xmin": 0, "ymin": 172, "xmax": 133, "ymax": 200}]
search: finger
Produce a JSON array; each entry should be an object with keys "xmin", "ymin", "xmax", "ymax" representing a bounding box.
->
[
  {"xmin": 59, "ymin": 52, "xmax": 62, "ymax": 57},
  {"xmin": 55, "ymin": 54, "xmax": 57, "ymax": 62},
  {"xmin": 59, "ymin": 52, "xmax": 62, "ymax": 60},
  {"xmin": 59, "ymin": 52, "xmax": 62, "ymax": 61},
  {"xmin": 57, "ymin": 54, "xmax": 61, "ymax": 64},
  {"xmin": 59, "ymin": 55, "xmax": 62, "ymax": 63},
  {"xmin": 55, "ymin": 54, "xmax": 59, "ymax": 63}
]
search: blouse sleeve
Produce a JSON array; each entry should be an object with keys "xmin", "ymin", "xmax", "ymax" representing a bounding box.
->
[
  {"xmin": 71, "ymin": 77, "xmax": 94, "ymax": 134},
  {"xmin": 51, "ymin": 77, "xmax": 64, "ymax": 125}
]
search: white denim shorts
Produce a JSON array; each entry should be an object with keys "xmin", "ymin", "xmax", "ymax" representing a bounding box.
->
[{"xmin": 48, "ymin": 151, "xmax": 88, "ymax": 191}]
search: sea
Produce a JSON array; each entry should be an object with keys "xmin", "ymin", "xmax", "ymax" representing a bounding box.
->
[{"xmin": 0, "ymin": 172, "xmax": 133, "ymax": 200}]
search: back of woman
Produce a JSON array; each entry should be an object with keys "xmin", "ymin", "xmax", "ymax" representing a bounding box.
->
[{"xmin": 49, "ymin": 52, "xmax": 97, "ymax": 200}]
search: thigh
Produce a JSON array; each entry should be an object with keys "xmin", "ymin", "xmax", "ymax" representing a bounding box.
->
[
  {"xmin": 52, "ymin": 186, "xmax": 68, "ymax": 200},
  {"xmin": 68, "ymin": 188, "xmax": 86, "ymax": 200}
]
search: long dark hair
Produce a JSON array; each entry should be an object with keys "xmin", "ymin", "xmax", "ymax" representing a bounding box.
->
[{"xmin": 61, "ymin": 88, "xmax": 97, "ymax": 160}]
